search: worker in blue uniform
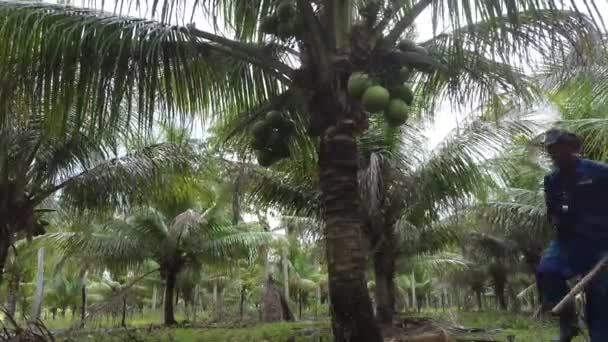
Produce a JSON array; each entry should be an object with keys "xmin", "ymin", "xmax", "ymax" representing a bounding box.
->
[{"xmin": 536, "ymin": 128, "xmax": 608, "ymax": 342}]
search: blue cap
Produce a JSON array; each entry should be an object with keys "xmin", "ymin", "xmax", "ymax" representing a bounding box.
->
[{"xmin": 543, "ymin": 128, "xmax": 581, "ymax": 148}]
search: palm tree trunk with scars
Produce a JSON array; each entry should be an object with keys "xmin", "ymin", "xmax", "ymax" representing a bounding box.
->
[
  {"xmin": 319, "ymin": 123, "xmax": 383, "ymax": 342},
  {"xmin": 163, "ymin": 270, "xmax": 178, "ymax": 325},
  {"xmin": 0, "ymin": 221, "xmax": 14, "ymax": 286},
  {"xmin": 373, "ymin": 234, "xmax": 396, "ymax": 324}
]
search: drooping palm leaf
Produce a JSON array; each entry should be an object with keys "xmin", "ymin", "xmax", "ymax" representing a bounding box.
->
[
  {"xmin": 0, "ymin": 1, "xmax": 292, "ymax": 134},
  {"xmin": 53, "ymin": 142, "xmax": 200, "ymax": 209}
]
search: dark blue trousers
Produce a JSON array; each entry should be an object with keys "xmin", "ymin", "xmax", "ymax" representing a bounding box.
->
[{"xmin": 537, "ymin": 240, "xmax": 608, "ymax": 341}]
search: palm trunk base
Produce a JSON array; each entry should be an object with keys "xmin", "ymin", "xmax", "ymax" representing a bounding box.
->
[
  {"xmin": 261, "ymin": 275, "xmax": 294, "ymax": 322},
  {"xmin": 319, "ymin": 128, "xmax": 382, "ymax": 342},
  {"xmin": 163, "ymin": 271, "xmax": 178, "ymax": 326},
  {"xmin": 329, "ymin": 279, "xmax": 383, "ymax": 341},
  {"xmin": 373, "ymin": 236, "xmax": 396, "ymax": 324},
  {"xmin": 0, "ymin": 226, "xmax": 11, "ymax": 285}
]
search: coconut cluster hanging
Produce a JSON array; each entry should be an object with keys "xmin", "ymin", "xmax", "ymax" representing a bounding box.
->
[
  {"xmin": 348, "ymin": 66, "xmax": 414, "ymax": 127},
  {"xmin": 260, "ymin": 0, "xmax": 300, "ymax": 40},
  {"xmin": 251, "ymin": 111, "xmax": 296, "ymax": 167}
]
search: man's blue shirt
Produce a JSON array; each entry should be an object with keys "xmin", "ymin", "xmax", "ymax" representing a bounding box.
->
[{"xmin": 544, "ymin": 158, "xmax": 608, "ymax": 267}]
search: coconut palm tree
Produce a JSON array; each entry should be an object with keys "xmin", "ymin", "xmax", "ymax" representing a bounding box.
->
[
  {"xmin": 0, "ymin": 110, "xmax": 200, "ymax": 285},
  {"xmin": 0, "ymin": 1, "xmax": 603, "ymax": 339},
  {"xmin": 359, "ymin": 111, "xmax": 536, "ymax": 322},
  {"xmin": 46, "ymin": 178, "xmax": 275, "ymax": 326},
  {"xmin": 242, "ymin": 112, "xmax": 529, "ymax": 322}
]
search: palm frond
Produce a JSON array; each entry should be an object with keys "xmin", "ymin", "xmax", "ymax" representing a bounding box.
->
[
  {"xmin": 129, "ymin": 209, "xmax": 170, "ymax": 244},
  {"xmin": 477, "ymin": 198, "xmax": 551, "ymax": 241},
  {"xmin": 395, "ymin": 218, "xmax": 459, "ymax": 257},
  {"xmin": 428, "ymin": 3, "xmax": 602, "ymax": 55},
  {"xmin": 246, "ymin": 166, "xmax": 321, "ymax": 218},
  {"xmin": 398, "ymin": 252, "xmax": 470, "ymax": 276},
  {"xmin": 468, "ymin": 232, "xmax": 517, "ymax": 259},
  {"xmin": 54, "ymin": 142, "xmax": 200, "ymax": 209},
  {"xmin": 397, "ymin": 118, "xmax": 535, "ymax": 224},
  {"xmin": 0, "ymin": 1, "xmax": 290, "ymax": 133},
  {"xmin": 42, "ymin": 222, "xmax": 150, "ymax": 270},
  {"xmin": 200, "ymin": 226, "xmax": 277, "ymax": 260},
  {"xmin": 417, "ymin": 7, "xmax": 601, "ymax": 112},
  {"xmin": 553, "ymin": 119, "xmax": 608, "ymax": 162}
]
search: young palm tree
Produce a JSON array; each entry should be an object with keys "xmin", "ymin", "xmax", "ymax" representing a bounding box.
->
[
  {"xmin": 358, "ymin": 114, "xmax": 533, "ymax": 322},
  {"xmin": 46, "ymin": 180, "xmax": 275, "ymax": 326},
  {"xmin": 245, "ymin": 114, "xmax": 528, "ymax": 322},
  {"xmin": 0, "ymin": 1, "xmax": 602, "ymax": 339},
  {"xmin": 0, "ymin": 112, "xmax": 200, "ymax": 285}
]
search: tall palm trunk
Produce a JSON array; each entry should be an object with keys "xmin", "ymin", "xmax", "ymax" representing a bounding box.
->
[
  {"xmin": 239, "ymin": 284, "xmax": 246, "ymax": 321},
  {"xmin": 121, "ymin": 295, "xmax": 127, "ymax": 327},
  {"xmin": 490, "ymin": 264, "xmax": 508, "ymax": 311},
  {"xmin": 319, "ymin": 128, "xmax": 382, "ymax": 342},
  {"xmin": 79, "ymin": 271, "xmax": 87, "ymax": 327},
  {"xmin": 475, "ymin": 289, "xmax": 483, "ymax": 311},
  {"xmin": 493, "ymin": 279, "xmax": 507, "ymax": 311},
  {"xmin": 373, "ymin": 237, "xmax": 396, "ymax": 323},
  {"xmin": 163, "ymin": 270, "xmax": 178, "ymax": 325},
  {"xmin": 29, "ymin": 247, "xmax": 45, "ymax": 323},
  {"xmin": 152, "ymin": 285, "xmax": 157, "ymax": 311},
  {"xmin": 282, "ymin": 249, "xmax": 289, "ymax": 300},
  {"xmin": 411, "ymin": 271, "xmax": 417, "ymax": 310},
  {"xmin": 5, "ymin": 273, "xmax": 20, "ymax": 319},
  {"xmin": 0, "ymin": 225, "xmax": 11, "ymax": 285}
]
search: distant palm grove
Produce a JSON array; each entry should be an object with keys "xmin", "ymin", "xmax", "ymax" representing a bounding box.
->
[{"xmin": 0, "ymin": 0, "xmax": 608, "ymax": 341}]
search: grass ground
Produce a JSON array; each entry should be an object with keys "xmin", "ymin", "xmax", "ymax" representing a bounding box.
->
[
  {"xmin": 426, "ymin": 310, "xmax": 587, "ymax": 341},
  {"xmin": 57, "ymin": 321, "xmax": 331, "ymax": 342},
  {"xmin": 49, "ymin": 309, "xmax": 590, "ymax": 341},
  {"xmin": 42, "ymin": 311, "xmax": 188, "ymax": 330}
]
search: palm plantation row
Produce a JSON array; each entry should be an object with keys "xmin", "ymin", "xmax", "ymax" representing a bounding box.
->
[{"xmin": 1, "ymin": 0, "xmax": 608, "ymax": 341}]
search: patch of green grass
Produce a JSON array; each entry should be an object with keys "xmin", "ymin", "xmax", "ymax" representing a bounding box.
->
[
  {"xmin": 58, "ymin": 321, "xmax": 331, "ymax": 342},
  {"xmin": 428, "ymin": 309, "xmax": 588, "ymax": 341},
  {"xmin": 42, "ymin": 311, "xmax": 187, "ymax": 330},
  {"xmin": 54, "ymin": 310, "xmax": 592, "ymax": 341}
]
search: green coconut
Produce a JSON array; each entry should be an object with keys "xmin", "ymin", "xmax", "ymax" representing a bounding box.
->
[
  {"xmin": 277, "ymin": 1, "xmax": 294, "ymax": 19},
  {"xmin": 390, "ymin": 84, "xmax": 414, "ymax": 105},
  {"xmin": 362, "ymin": 85, "xmax": 390, "ymax": 113},
  {"xmin": 276, "ymin": 19, "xmax": 297, "ymax": 39},
  {"xmin": 397, "ymin": 39, "xmax": 417, "ymax": 52},
  {"xmin": 265, "ymin": 110, "xmax": 285, "ymax": 127},
  {"xmin": 399, "ymin": 67, "xmax": 412, "ymax": 82},
  {"xmin": 256, "ymin": 149, "xmax": 275, "ymax": 167},
  {"xmin": 384, "ymin": 99, "xmax": 409, "ymax": 127},
  {"xmin": 347, "ymin": 72, "xmax": 372, "ymax": 98},
  {"xmin": 260, "ymin": 16, "xmax": 279, "ymax": 34}
]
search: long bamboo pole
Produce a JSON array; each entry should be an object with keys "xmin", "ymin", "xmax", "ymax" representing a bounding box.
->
[{"xmin": 552, "ymin": 255, "xmax": 608, "ymax": 314}]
